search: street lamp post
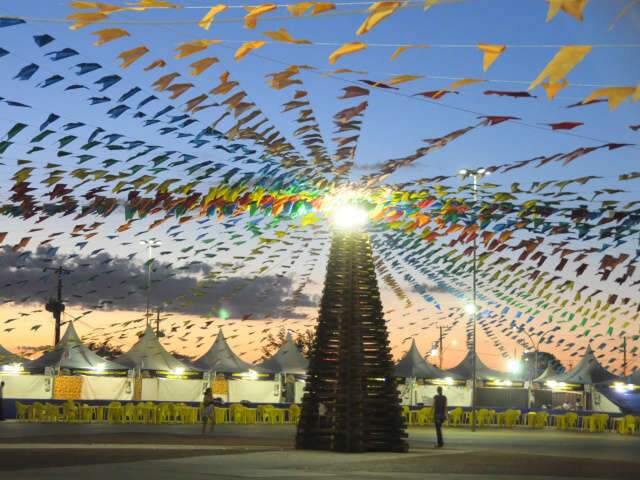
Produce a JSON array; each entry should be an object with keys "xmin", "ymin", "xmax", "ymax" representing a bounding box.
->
[
  {"xmin": 512, "ymin": 324, "xmax": 559, "ymax": 408},
  {"xmin": 140, "ymin": 239, "xmax": 161, "ymax": 325},
  {"xmin": 459, "ymin": 168, "xmax": 489, "ymax": 432}
]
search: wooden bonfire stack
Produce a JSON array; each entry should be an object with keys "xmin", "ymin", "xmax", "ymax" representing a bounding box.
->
[{"xmin": 296, "ymin": 231, "xmax": 407, "ymax": 453}]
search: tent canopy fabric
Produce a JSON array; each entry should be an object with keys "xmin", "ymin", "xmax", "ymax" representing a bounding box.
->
[
  {"xmin": 445, "ymin": 350, "xmax": 515, "ymax": 381},
  {"xmin": 544, "ymin": 345, "xmax": 618, "ymax": 385},
  {"xmin": 394, "ymin": 339, "xmax": 454, "ymax": 379},
  {"xmin": 0, "ymin": 344, "xmax": 28, "ymax": 366},
  {"xmin": 195, "ymin": 330, "xmax": 260, "ymax": 373},
  {"xmin": 29, "ymin": 322, "xmax": 126, "ymax": 372},
  {"xmin": 627, "ymin": 369, "xmax": 640, "ymax": 386},
  {"xmin": 258, "ymin": 333, "xmax": 308, "ymax": 375},
  {"xmin": 116, "ymin": 324, "xmax": 198, "ymax": 372}
]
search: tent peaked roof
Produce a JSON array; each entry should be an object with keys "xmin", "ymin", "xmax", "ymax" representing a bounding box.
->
[
  {"xmin": 258, "ymin": 332, "xmax": 308, "ymax": 375},
  {"xmin": 29, "ymin": 321, "xmax": 125, "ymax": 371},
  {"xmin": 195, "ymin": 330, "xmax": 257, "ymax": 373},
  {"xmin": 394, "ymin": 339, "xmax": 452, "ymax": 379},
  {"xmin": 548, "ymin": 345, "xmax": 618, "ymax": 385},
  {"xmin": 116, "ymin": 324, "xmax": 196, "ymax": 372},
  {"xmin": 0, "ymin": 344, "xmax": 27, "ymax": 366},
  {"xmin": 446, "ymin": 350, "xmax": 515, "ymax": 381}
]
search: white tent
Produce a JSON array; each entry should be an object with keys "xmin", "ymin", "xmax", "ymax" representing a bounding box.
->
[
  {"xmin": 29, "ymin": 322, "xmax": 127, "ymax": 373},
  {"xmin": 541, "ymin": 345, "xmax": 618, "ymax": 385},
  {"xmin": 394, "ymin": 339, "xmax": 453, "ymax": 379},
  {"xmin": 116, "ymin": 324, "xmax": 198, "ymax": 374},
  {"xmin": 446, "ymin": 350, "xmax": 516, "ymax": 382},
  {"xmin": 195, "ymin": 330, "xmax": 257, "ymax": 373},
  {"xmin": 258, "ymin": 332, "xmax": 308, "ymax": 375}
]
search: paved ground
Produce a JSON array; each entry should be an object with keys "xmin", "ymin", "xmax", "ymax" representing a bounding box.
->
[{"xmin": 0, "ymin": 422, "xmax": 638, "ymax": 479}]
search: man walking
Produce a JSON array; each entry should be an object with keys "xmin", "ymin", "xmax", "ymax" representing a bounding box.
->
[{"xmin": 433, "ymin": 386, "xmax": 447, "ymax": 448}]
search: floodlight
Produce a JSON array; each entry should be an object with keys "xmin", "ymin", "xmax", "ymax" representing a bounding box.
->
[
  {"xmin": 444, "ymin": 377, "xmax": 454, "ymax": 385},
  {"xmin": 464, "ymin": 303, "xmax": 477, "ymax": 314},
  {"xmin": 331, "ymin": 204, "xmax": 368, "ymax": 230},
  {"xmin": 507, "ymin": 359, "xmax": 522, "ymax": 374},
  {"xmin": 430, "ymin": 349, "xmax": 439, "ymax": 357},
  {"xmin": 459, "ymin": 169, "xmax": 468, "ymax": 175},
  {"xmin": 94, "ymin": 363, "xmax": 106, "ymax": 373},
  {"xmin": 244, "ymin": 369, "xmax": 259, "ymax": 381},
  {"xmin": 173, "ymin": 367, "xmax": 185, "ymax": 375}
]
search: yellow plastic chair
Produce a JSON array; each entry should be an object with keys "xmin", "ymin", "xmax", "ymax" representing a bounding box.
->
[
  {"xmin": 505, "ymin": 409, "xmax": 520, "ymax": 428},
  {"xmin": 43, "ymin": 403, "xmax": 60, "ymax": 423},
  {"xmin": 258, "ymin": 405, "xmax": 274, "ymax": 423},
  {"xmin": 157, "ymin": 403, "xmax": 172, "ymax": 424},
  {"xmin": 414, "ymin": 407, "xmax": 433, "ymax": 426},
  {"xmin": 80, "ymin": 404, "xmax": 94, "ymax": 422},
  {"xmin": 229, "ymin": 404, "xmax": 245, "ymax": 424},
  {"xmin": 582, "ymin": 415, "xmax": 596, "ymax": 432},
  {"xmin": 15, "ymin": 402, "xmax": 29, "ymax": 421},
  {"xmin": 62, "ymin": 401, "xmax": 79, "ymax": 423},
  {"xmin": 401, "ymin": 405, "xmax": 411, "ymax": 426},
  {"xmin": 534, "ymin": 411, "xmax": 549, "ymax": 429},
  {"xmin": 122, "ymin": 403, "xmax": 137, "ymax": 424},
  {"xmin": 107, "ymin": 402, "xmax": 123, "ymax": 424},
  {"xmin": 244, "ymin": 407, "xmax": 257, "ymax": 424},
  {"xmin": 527, "ymin": 412, "xmax": 537, "ymax": 428},
  {"xmin": 29, "ymin": 402, "xmax": 44, "ymax": 422},
  {"xmin": 447, "ymin": 407, "xmax": 463, "ymax": 426},
  {"xmin": 477, "ymin": 409, "xmax": 491, "ymax": 427},
  {"xmin": 214, "ymin": 406, "xmax": 228, "ymax": 424},
  {"xmin": 594, "ymin": 413, "xmax": 609, "ymax": 432},
  {"xmin": 288, "ymin": 404, "xmax": 301, "ymax": 424},
  {"xmin": 270, "ymin": 408, "xmax": 286, "ymax": 424},
  {"xmin": 616, "ymin": 415, "xmax": 637, "ymax": 435},
  {"xmin": 565, "ymin": 412, "xmax": 577, "ymax": 430}
]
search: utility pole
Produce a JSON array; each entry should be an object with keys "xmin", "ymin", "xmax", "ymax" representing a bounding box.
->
[
  {"xmin": 44, "ymin": 266, "xmax": 72, "ymax": 345},
  {"xmin": 140, "ymin": 239, "xmax": 161, "ymax": 325},
  {"xmin": 156, "ymin": 307, "xmax": 163, "ymax": 337},
  {"xmin": 622, "ymin": 337, "xmax": 627, "ymax": 377},
  {"xmin": 439, "ymin": 325, "xmax": 444, "ymax": 370}
]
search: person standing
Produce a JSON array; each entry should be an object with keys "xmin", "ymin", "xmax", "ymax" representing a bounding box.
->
[
  {"xmin": 201, "ymin": 387, "xmax": 215, "ymax": 434},
  {"xmin": 0, "ymin": 380, "xmax": 5, "ymax": 421},
  {"xmin": 433, "ymin": 386, "xmax": 447, "ymax": 448}
]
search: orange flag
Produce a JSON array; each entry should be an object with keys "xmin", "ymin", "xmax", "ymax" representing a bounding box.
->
[
  {"xmin": 92, "ymin": 28, "xmax": 130, "ymax": 45},
  {"xmin": 198, "ymin": 4, "xmax": 228, "ymax": 30},
  {"xmin": 329, "ymin": 42, "xmax": 368, "ymax": 64},
  {"xmin": 546, "ymin": 0, "xmax": 588, "ymax": 22},
  {"xmin": 387, "ymin": 74, "xmax": 423, "ymax": 86},
  {"xmin": 356, "ymin": 2, "xmax": 401, "ymax": 35},
  {"xmin": 528, "ymin": 45, "xmax": 591, "ymax": 91},
  {"xmin": 190, "ymin": 57, "xmax": 219, "ymax": 76},
  {"xmin": 118, "ymin": 46, "xmax": 149, "ymax": 68},
  {"xmin": 244, "ymin": 4, "xmax": 277, "ymax": 29},
  {"xmin": 175, "ymin": 40, "xmax": 221, "ymax": 59},
  {"xmin": 477, "ymin": 44, "xmax": 506, "ymax": 72},
  {"xmin": 390, "ymin": 44, "xmax": 427, "ymax": 61},
  {"xmin": 262, "ymin": 27, "xmax": 311, "ymax": 44},
  {"xmin": 67, "ymin": 12, "xmax": 108, "ymax": 30},
  {"xmin": 144, "ymin": 59, "xmax": 166, "ymax": 71},
  {"xmin": 235, "ymin": 41, "xmax": 267, "ymax": 61}
]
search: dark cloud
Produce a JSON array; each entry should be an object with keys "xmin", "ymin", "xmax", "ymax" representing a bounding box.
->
[
  {"xmin": 0, "ymin": 246, "xmax": 316, "ymax": 319},
  {"xmin": 411, "ymin": 281, "xmax": 450, "ymax": 295}
]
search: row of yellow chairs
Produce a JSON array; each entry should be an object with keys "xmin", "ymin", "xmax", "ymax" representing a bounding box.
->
[{"xmin": 16, "ymin": 401, "xmax": 302, "ymax": 425}]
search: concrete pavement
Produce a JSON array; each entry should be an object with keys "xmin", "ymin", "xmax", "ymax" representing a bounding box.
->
[{"xmin": 0, "ymin": 423, "xmax": 637, "ymax": 479}]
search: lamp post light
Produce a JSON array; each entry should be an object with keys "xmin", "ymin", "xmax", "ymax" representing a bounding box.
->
[
  {"xmin": 512, "ymin": 324, "xmax": 560, "ymax": 408},
  {"xmin": 140, "ymin": 239, "xmax": 161, "ymax": 325},
  {"xmin": 459, "ymin": 167, "xmax": 489, "ymax": 432}
]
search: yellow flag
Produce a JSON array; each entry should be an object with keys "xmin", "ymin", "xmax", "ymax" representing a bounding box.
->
[
  {"xmin": 153, "ymin": 72, "xmax": 180, "ymax": 91},
  {"xmin": 262, "ymin": 27, "xmax": 311, "ymax": 44},
  {"xmin": 189, "ymin": 57, "xmax": 219, "ymax": 76},
  {"xmin": 67, "ymin": 12, "xmax": 108, "ymax": 30},
  {"xmin": 167, "ymin": 83, "xmax": 194, "ymax": 99},
  {"xmin": 312, "ymin": 2, "xmax": 336, "ymax": 14},
  {"xmin": 356, "ymin": 2, "xmax": 401, "ymax": 35},
  {"xmin": 477, "ymin": 44, "xmax": 506, "ymax": 72},
  {"xmin": 546, "ymin": 0, "xmax": 588, "ymax": 22},
  {"xmin": 582, "ymin": 86, "xmax": 635, "ymax": 110},
  {"xmin": 423, "ymin": 0, "xmax": 444, "ymax": 9},
  {"xmin": 144, "ymin": 59, "xmax": 166, "ymax": 71},
  {"xmin": 235, "ymin": 41, "xmax": 267, "ymax": 60},
  {"xmin": 528, "ymin": 45, "xmax": 591, "ymax": 90},
  {"xmin": 244, "ymin": 4, "xmax": 277, "ymax": 29},
  {"xmin": 198, "ymin": 4, "xmax": 228, "ymax": 30},
  {"xmin": 301, "ymin": 212, "xmax": 320, "ymax": 226},
  {"xmin": 329, "ymin": 42, "xmax": 368, "ymax": 64},
  {"xmin": 390, "ymin": 44, "xmax": 427, "ymax": 61},
  {"xmin": 118, "ymin": 46, "xmax": 149, "ymax": 68},
  {"xmin": 541, "ymin": 79, "xmax": 568, "ymax": 99},
  {"xmin": 92, "ymin": 28, "xmax": 130, "ymax": 45},
  {"xmin": 175, "ymin": 39, "xmax": 221, "ymax": 59},
  {"xmin": 387, "ymin": 74, "xmax": 423, "ymax": 86},
  {"xmin": 288, "ymin": 2, "xmax": 314, "ymax": 16},
  {"xmin": 450, "ymin": 78, "xmax": 485, "ymax": 89}
]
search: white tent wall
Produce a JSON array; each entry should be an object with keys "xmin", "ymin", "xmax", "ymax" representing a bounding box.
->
[
  {"xmin": 141, "ymin": 378, "xmax": 159, "ymax": 401},
  {"xmin": 228, "ymin": 379, "xmax": 280, "ymax": 403},
  {"xmin": 81, "ymin": 377, "xmax": 133, "ymax": 401},
  {"xmin": 157, "ymin": 378, "xmax": 205, "ymax": 402},
  {"xmin": 294, "ymin": 380, "xmax": 305, "ymax": 403},
  {"xmin": 415, "ymin": 385, "xmax": 471, "ymax": 407},
  {"xmin": 0, "ymin": 374, "xmax": 51, "ymax": 399},
  {"xmin": 591, "ymin": 386, "xmax": 622, "ymax": 414}
]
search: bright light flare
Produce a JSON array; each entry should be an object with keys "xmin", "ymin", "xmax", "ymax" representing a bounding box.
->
[
  {"xmin": 464, "ymin": 303, "xmax": 477, "ymax": 315},
  {"xmin": 331, "ymin": 204, "xmax": 368, "ymax": 230},
  {"xmin": 430, "ymin": 348, "xmax": 439, "ymax": 357},
  {"xmin": 507, "ymin": 359, "xmax": 522, "ymax": 374}
]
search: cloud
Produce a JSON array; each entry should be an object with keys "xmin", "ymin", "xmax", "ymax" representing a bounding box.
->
[{"xmin": 0, "ymin": 246, "xmax": 316, "ymax": 319}]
